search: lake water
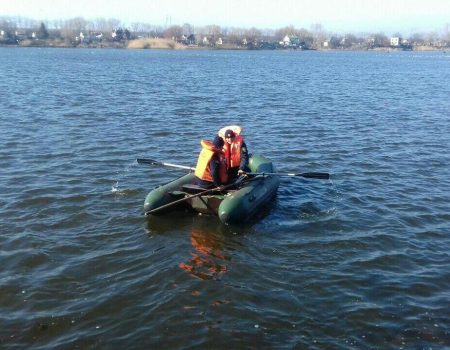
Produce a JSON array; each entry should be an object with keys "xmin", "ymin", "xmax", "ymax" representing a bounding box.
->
[{"xmin": 0, "ymin": 47, "xmax": 449, "ymax": 349}]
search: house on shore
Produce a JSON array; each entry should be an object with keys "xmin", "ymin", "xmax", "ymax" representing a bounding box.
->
[
  {"xmin": 390, "ymin": 37, "xmax": 400, "ymax": 47},
  {"xmin": 280, "ymin": 35, "xmax": 301, "ymax": 48}
]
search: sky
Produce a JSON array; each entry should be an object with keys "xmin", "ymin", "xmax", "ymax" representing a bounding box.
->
[{"xmin": 1, "ymin": 0, "xmax": 450, "ymax": 34}]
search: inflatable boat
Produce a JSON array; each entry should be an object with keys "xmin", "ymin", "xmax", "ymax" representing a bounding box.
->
[{"xmin": 143, "ymin": 154, "xmax": 279, "ymax": 225}]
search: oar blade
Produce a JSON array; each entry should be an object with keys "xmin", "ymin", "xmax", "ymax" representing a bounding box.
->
[
  {"xmin": 299, "ymin": 172, "xmax": 330, "ymax": 179},
  {"xmin": 136, "ymin": 158, "xmax": 163, "ymax": 165},
  {"xmin": 137, "ymin": 158, "xmax": 159, "ymax": 165}
]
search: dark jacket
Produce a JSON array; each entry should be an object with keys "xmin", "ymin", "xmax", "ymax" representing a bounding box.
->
[{"xmin": 227, "ymin": 141, "xmax": 249, "ymax": 181}]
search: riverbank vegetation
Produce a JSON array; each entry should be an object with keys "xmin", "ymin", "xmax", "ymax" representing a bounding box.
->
[
  {"xmin": 126, "ymin": 38, "xmax": 185, "ymax": 50},
  {"xmin": 1, "ymin": 16, "xmax": 449, "ymax": 50}
]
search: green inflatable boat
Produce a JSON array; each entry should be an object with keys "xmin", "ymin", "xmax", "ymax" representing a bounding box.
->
[{"xmin": 143, "ymin": 155, "xmax": 280, "ymax": 225}]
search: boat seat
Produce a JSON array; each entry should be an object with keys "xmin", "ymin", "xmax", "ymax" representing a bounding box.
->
[{"xmin": 181, "ymin": 184, "xmax": 212, "ymax": 194}]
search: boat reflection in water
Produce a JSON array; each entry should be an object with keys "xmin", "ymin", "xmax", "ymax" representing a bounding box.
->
[
  {"xmin": 179, "ymin": 225, "xmax": 230, "ymax": 280},
  {"xmin": 145, "ymin": 216, "xmax": 237, "ymax": 281}
]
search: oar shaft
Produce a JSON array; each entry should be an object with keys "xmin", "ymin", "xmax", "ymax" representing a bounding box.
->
[
  {"xmin": 161, "ymin": 161, "xmax": 195, "ymax": 171},
  {"xmin": 145, "ymin": 176, "xmax": 247, "ymax": 215},
  {"xmin": 137, "ymin": 158, "xmax": 196, "ymax": 171},
  {"xmin": 247, "ymin": 172, "xmax": 330, "ymax": 179},
  {"xmin": 146, "ymin": 186, "xmax": 219, "ymax": 215}
]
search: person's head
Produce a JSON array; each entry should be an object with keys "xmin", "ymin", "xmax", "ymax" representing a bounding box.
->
[
  {"xmin": 213, "ymin": 135, "xmax": 224, "ymax": 149},
  {"xmin": 224, "ymin": 129, "xmax": 235, "ymax": 144}
]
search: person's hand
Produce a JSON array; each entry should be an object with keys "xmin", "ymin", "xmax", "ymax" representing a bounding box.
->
[{"xmin": 237, "ymin": 169, "xmax": 246, "ymax": 176}]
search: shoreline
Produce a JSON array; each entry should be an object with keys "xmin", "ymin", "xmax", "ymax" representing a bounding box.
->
[
  {"xmin": 0, "ymin": 39, "xmax": 446, "ymax": 52},
  {"xmin": 0, "ymin": 44, "xmax": 446, "ymax": 52}
]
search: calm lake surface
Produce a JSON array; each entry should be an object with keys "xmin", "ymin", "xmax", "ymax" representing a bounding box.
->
[{"xmin": 1, "ymin": 47, "xmax": 449, "ymax": 349}]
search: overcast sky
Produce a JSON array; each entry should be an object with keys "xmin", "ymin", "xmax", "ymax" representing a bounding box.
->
[{"xmin": 1, "ymin": 0, "xmax": 449, "ymax": 34}]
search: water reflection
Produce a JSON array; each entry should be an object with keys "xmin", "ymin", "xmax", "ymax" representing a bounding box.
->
[
  {"xmin": 146, "ymin": 215, "xmax": 233, "ymax": 280},
  {"xmin": 179, "ymin": 225, "xmax": 230, "ymax": 280}
]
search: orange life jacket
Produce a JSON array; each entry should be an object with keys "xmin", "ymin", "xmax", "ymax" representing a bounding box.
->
[
  {"xmin": 224, "ymin": 135, "xmax": 244, "ymax": 168},
  {"xmin": 194, "ymin": 140, "xmax": 228, "ymax": 183}
]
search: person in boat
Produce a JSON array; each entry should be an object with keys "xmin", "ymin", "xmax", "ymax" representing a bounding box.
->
[
  {"xmin": 223, "ymin": 129, "xmax": 249, "ymax": 182},
  {"xmin": 194, "ymin": 135, "xmax": 228, "ymax": 189}
]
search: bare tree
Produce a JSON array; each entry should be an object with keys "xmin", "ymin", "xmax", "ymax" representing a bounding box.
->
[
  {"xmin": 0, "ymin": 17, "xmax": 17, "ymax": 31},
  {"xmin": 310, "ymin": 23, "xmax": 327, "ymax": 49},
  {"xmin": 61, "ymin": 17, "xmax": 87, "ymax": 39},
  {"xmin": 443, "ymin": 23, "xmax": 450, "ymax": 43},
  {"xmin": 297, "ymin": 28, "xmax": 314, "ymax": 48},
  {"xmin": 182, "ymin": 23, "xmax": 193, "ymax": 36},
  {"xmin": 408, "ymin": 32, "xmax": 425, "ymax": 45},
  {"xmin": 329, "ymin": 34, "xmax": 343, "ymax": 48},
  {"xmin": 227, "ymin": 27, "xmax": 246, "ymax": 45},
  {"xmin": 275, "ymin": 25, "xmax": 297, "ymax": 40},
  {"xmin": 244, "ymin": 27, "xmax": 262, "ymax": 43},
  {"xmin": 163, "ymin": 25, "xmax": 183, "ymax": 40},
  {"xmin": 424, "ymin": 31, "xmax": 439, "ymax": 45},
  {"xmin": 341, "ymin": 33, "xmax": 359, "ymax": 48},
  {"xmin": 371, "ymin": 32, "xmax": 389, "ymax": 47}
]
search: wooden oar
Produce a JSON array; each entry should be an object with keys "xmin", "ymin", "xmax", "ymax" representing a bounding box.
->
[
  {"xmin": 246, "ymin": 172, "xmax": 330, "ymax": 179},
  {"xmin": 137, "ymin": 158, "xmax": 195, "ymax": 171},
  {"xmin": 145, "ymin": 177, "xmax": 246, "ymax": 215}
]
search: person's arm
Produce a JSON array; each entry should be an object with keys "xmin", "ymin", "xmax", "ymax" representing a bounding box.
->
[
  {"xmin": 210, "ymin": 155, "xmax": 222, "ymax": 187},
  {"xmin": 239, "ymin": 142, "xmax": 249, "ymax": 171}
]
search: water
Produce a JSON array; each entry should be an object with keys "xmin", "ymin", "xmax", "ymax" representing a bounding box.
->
[{"xmin": 1, "ymin": 48, "xmax": 449, "ymax": 348}]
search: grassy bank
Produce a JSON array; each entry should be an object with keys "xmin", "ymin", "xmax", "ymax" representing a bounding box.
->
[{"xmin": 127, "ymin": 38, "xmax": 185, "ymax": 50}]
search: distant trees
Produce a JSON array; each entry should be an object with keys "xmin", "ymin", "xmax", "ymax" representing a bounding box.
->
[
  {"xmin": 273, "ymin": 26, "xmax": 314, "ymax": 48},
  {"xmin": 245, "ymin": 27, "xmax": 262, "ymax": 43},
  {"xmin": 0, "ymin": 17, "xmax": 16, "ymax": 44},
  {"xmin": 328, "ymin": 35, "xmax": 342, "ymax": 49},
  {"xmin": 112, "ymin": 28, "xmax": 131, "ymax": 41},
  {"xmin": 371, "ymin": 33, "xmax": 390, "ymax": 47},
  {"xmin": 275, "ymin": 25, "xmax": 298, "ymax": 40},
  {"xmin": 1, "ymin": 15, "xmax": 449, "ymax": 49},
  {"xmin": 60, "ymin": 17, "xmax": 87, "ymax": 41},
  {"xmin": 444, "ymin": 23, "xmax": 450, "ymax": 42},
  {"xmin": 227, "ymin": 27, "xmax": 246, "ymax": 46},
  {"xmin": 341, "ymin": 34, "xmax": 359, "ymax": 48},
  {"xmin": 130, "ymin": 22, "xmax": 163, "ymax": 37},
  {"xmin": 37, "ymin": 22, "xmax": 49, "ymax": 39},
  {"xmin": 182, "ymin": 23, "xmax": 193, "ymax": 36},
  {"xmin": 311, "ymin": 23, "xmax": 327, "ymax": 49},
  {"xmin": 408, "ymin": 32, "xmax": 425, "ymax": 46},
  {"xmin": 201, "ymin": 25, "xmax": 222, "ymax": 44},
  {"xmin": 163, "ymin": 25, "xmax": 183, "ymax": 40},
  {"xmin": 297, "ymin": 29, "xmax": 314, "ymax": 48}
]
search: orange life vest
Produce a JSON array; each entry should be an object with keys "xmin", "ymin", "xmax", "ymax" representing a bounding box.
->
[
  {"xmin": 195, "ymin": 140, "xmax": 228, "ymax": 183},
  {"xmin": 224, "ymin": 135, "xmax": 244, "ymax": 168}
]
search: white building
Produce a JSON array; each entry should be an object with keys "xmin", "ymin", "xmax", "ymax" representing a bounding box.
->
[
  {"xmin": 390, "ymin": 37, "xmax": 400, "ymax": 46},
  {"xmin": 281, "ymin": 35, "xmax": 300, "ymax": 47}
]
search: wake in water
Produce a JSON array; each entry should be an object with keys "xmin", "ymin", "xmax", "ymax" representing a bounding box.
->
[
  {"xmin": 298, "ymin": 201, "xmax": 337, "ymax": 219},
  {"xmin": 297, "ymin": 178, "xmax": 341, "ymax": 219},
  {"xmin": 267, "ymin": 178, "xmax": 340, "ymax": 226},
  {"xmin": 111, "ymin": 161, "xmax": 140, "ymax": 195}
]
